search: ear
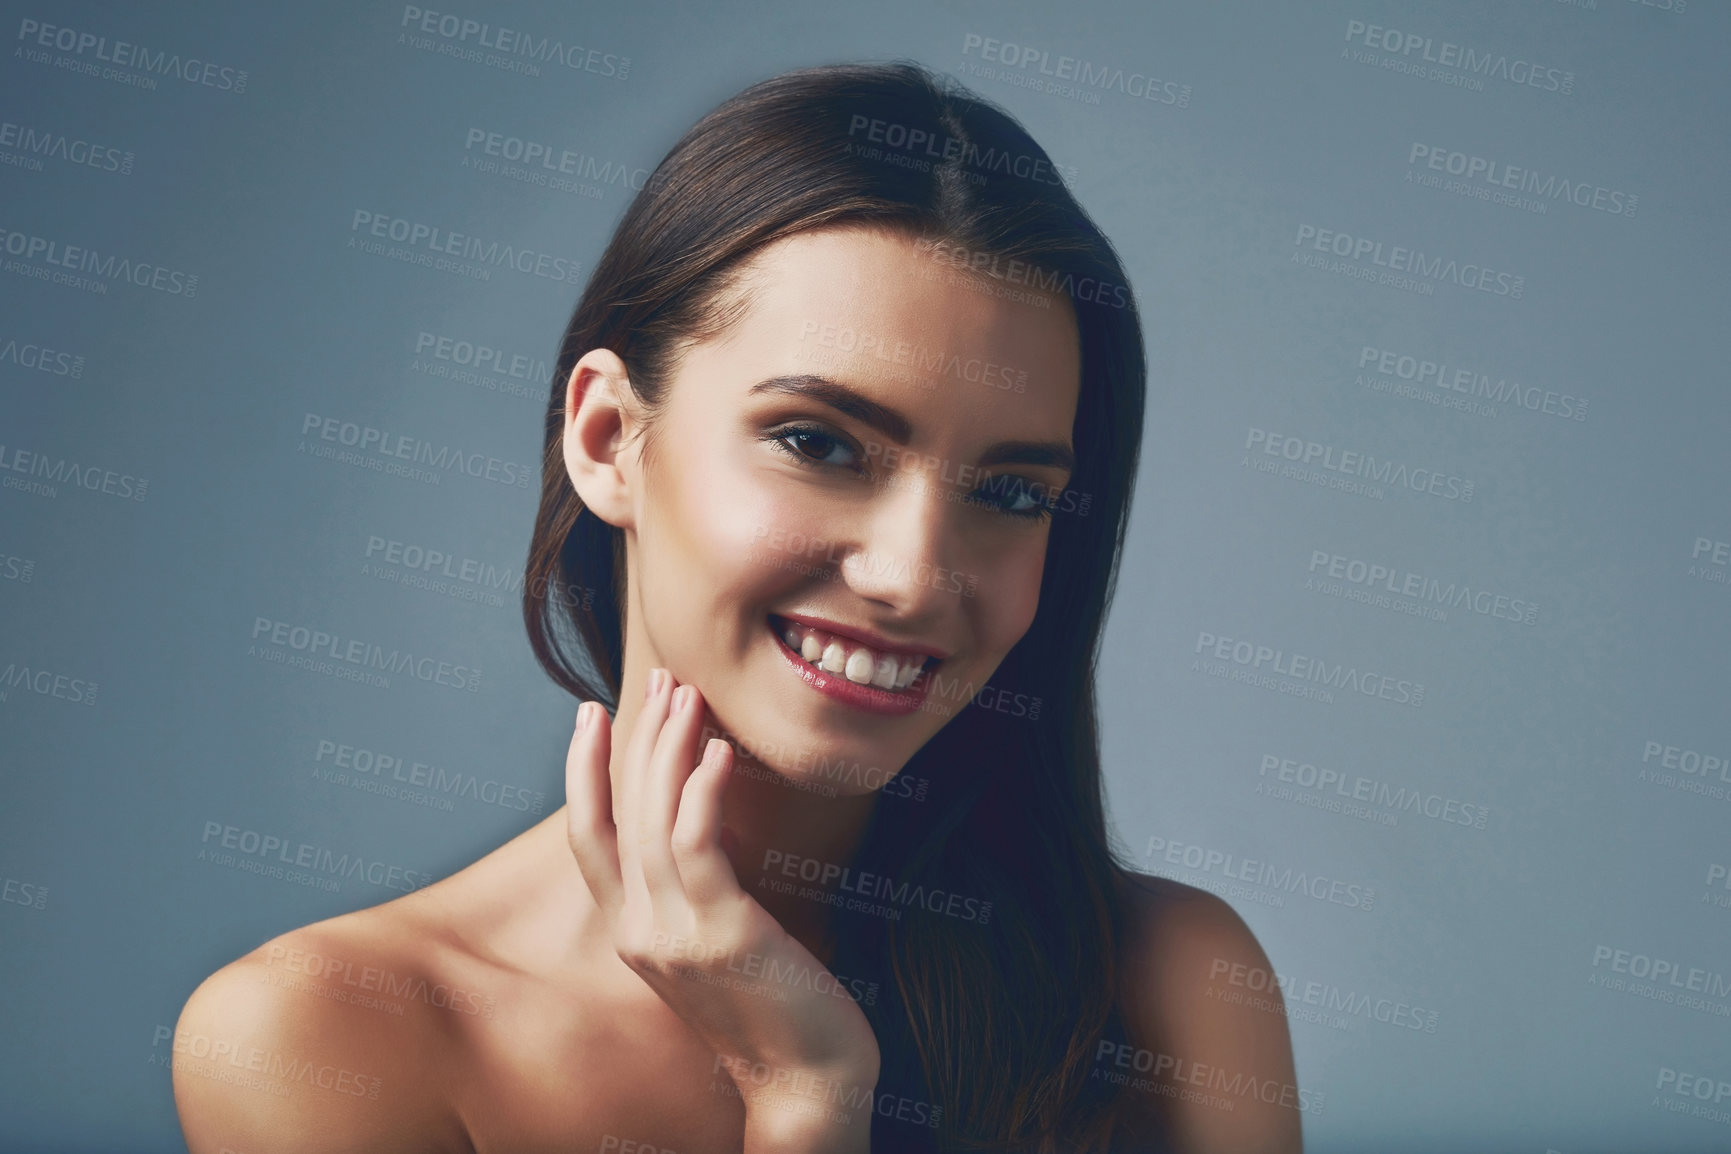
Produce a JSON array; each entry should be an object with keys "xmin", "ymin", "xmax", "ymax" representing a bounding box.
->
[{"xmin": 561, "ymin": 348, "xmax": 642, "ymax": 530}]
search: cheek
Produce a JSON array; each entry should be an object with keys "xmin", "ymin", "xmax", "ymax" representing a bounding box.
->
[
  {"xmin": 976, "ymin": 538, "xmax": 1048, "ymax": 655},
  {"xmin": 665, "ymin": 453, "xmax": 832, "ymax": 605}
]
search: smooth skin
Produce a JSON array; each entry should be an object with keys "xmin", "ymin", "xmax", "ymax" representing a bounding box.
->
[
  {"xmin": 173, "ymin": 226, "xmax": 1299, "ymax": 1153},
  {"xmin": 566, "ymin": 677, "xmax": 880, "ymax": 1152}
]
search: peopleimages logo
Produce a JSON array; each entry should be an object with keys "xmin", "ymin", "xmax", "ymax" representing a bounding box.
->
[
  {"xmin": 298, "ymin": 412, "xmax": 535, "ymax": 489},
  {"xmin": 1144, "ymin": 835, "xmax": 1376, "ymax": 911},
  {"xmin": 1407, "ymin": 144, "xmax": 1636, "ymax": 218},
  {"xmin": 151, "ymin": 1027, "xmax": 383, "ymax": 1100},
  {"xmin": 413, "ymin": 330, "xmax": 549, "ymax": 383},
  {"xmin": 1306, "ymin": 549, "xmax": 1538, "ymax": 627},
  {"xmin": 916, "ymin": 239, "xmax": 1131, "ymax": 311},
  {"xmin": 1704, "ymin": 863, "xmax": 1731, "ymax": 911},
  {"xmin": 1094, "ymin": 1041, "xmax": 1325, "ymax": 1115},
  {"xmin": 844, "ymin": 114, "xmax": 1077, "ymax": 187},
  {"xmin": 1193, "ymin": 629, "xmax": 1425, "ymax": 707},
  {"xmin": 1342, "ymin": 19, "xmax": 1573, "ymax": 95},
  {"xmin": 1, "ymin": 875, "xmax": 47, "ymax": 911},
  {"xmin": 199, "ymin": 820, "xmax": 434, "ymax": 893},
  {"xmin": 261, "ymin": 944, "xmax": 497, "ymax": 1018},
  {"xmin": 0, "ymin": 333, "xmax": 85, "ymax": 379},
  {"xmin": 799, "ymin": 319, "xmax": 1029, "ymax": 393},
  {"xmin": 397, "ymin": 6, "xmax": 629, "ymax": 79},
  {"xmin": 248, "ymin": 616, "xmax": 482, "ymax": 693},
  {"xmin": 1689, "ymin": 536, "xmax": 1730, "ymax": 588},
  {"xmin": 0, "ymin": 119, "xmax": 133, "ymax": 175},
  {"xmin": 409, "ymin": 329, "xmax": 549, "ymax": 403},
  {"xmin": 15, "ymin": 17, "xmax": 250, "ymax": 93},
  {"xmin": 1654, "ymin": 1066, "xmax": 1731, "ymax": 1128},
  {"xmin": 1207, "ymin": 958, "xmax": 1441, "ymax": 1034},
  {"xmin": 960, "ymin": 33, "xmax": 1191, "ymax": 107},
  {"xmin": 348, "ymin": 211, "xmax": 582, "ymax": 284},
  {"xmin": 0, "ymin": 442, "xmax": 148, "ymax": 502},
  {"xmin": 1294, "ymin": 224, "xmax": 1524, "ymax": 298},
  {"xmin": 363, "ymin": 534, "xmax": 591, "ymax": 611},
  {"xmin": 760, "ymin": 850, "xmax": 993, "ymax": 924},
  {"xmin": 1245, "ymin": 428, "xmax": 1475, "ymax": 503},
  {"xmin": 0, "ymin": 226, "xmax": 198, "ymax": 296},
  {"xmin": 0, "ymin": 660, "xmax": 97, "ymax": 706},
  {"xmin": 462, "ymin": 128, "xmax": 648, "ymax": 192},
  {"xmin": 1357, "ymin": 345, "xmax": 1586, "ymax": 423},
  {"xmin": 1641, "ymin": 740, "xmax": 1730, "ymax": 781},
  {"xmin": 0, "ymin": 551, "xmax": 35, "ymax": 584},
  {"xmin": 1257, "ymin": 753, "xmax": 1490, "ymax": 830},
  {"xmin": 313, "ymin": 738, "xmax": 546, "ymax": 816},
  {"xmin": 1590, "ymin": 945, "xmax": 1731, "ymax": 1001}
]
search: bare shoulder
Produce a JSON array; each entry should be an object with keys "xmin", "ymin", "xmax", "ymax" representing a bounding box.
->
[
  {"xmin": 172, "ymin": 899, "xmax": 476, "ymax": 1154},
  {"xmin": 1110, "ymin": 872, "xmax": 1304, "ymax": 1154},
  {"xmin": 1118, "ymin": 872, "xmax": 1278, "ymax": 998}
]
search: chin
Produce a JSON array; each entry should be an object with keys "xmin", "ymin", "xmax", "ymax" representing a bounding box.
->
[{"xmin": 692, "ymin": 640, "xmax": 954, "ymax": 801}]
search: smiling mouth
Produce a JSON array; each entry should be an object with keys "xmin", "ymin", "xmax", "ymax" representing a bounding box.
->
[{"xmin": 768, "ymin": 615, "xmax": 937, "ymax": 693}]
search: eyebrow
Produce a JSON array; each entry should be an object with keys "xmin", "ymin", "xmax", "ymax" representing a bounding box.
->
[{"xmin": 747, "ymin": 374, "xmax": 1076, "ymax": 474}]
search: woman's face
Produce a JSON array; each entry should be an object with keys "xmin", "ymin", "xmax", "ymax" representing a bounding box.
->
[{"xmin": 591, "ymin": 225, "xmax": 1080, "ymax": 792}]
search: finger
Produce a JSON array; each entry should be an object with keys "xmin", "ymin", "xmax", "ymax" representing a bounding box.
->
[
  {"xmin": 636, "ymin": 682, "xmax": 709, "ymax": 899},
  {"xmin": 564, "ymin": 701, "xmax": 623, "ymax": 917},
  {"xmin": 671, "ymin": 737, "xmax": 742, "ymax": 905},
  {"xmin": 617, "ymin": 668, "xmax": 673, "ymax": 906}
]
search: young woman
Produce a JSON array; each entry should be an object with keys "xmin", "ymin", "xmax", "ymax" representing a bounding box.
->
[{"xmin": 174, "ymin": 62, "xmax": 1300, "ymax": 1154}]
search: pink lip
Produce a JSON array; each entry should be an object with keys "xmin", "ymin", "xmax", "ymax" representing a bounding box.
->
[
  {"xmin": 771, "ymin": 613, "xmax": 951, "ymax": 662},
  {"xmin": 768, "ymin": 619, "xmax": 933, "ymax": 717}
]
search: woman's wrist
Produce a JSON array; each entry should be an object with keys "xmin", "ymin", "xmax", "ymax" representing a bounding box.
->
[
  {"xmin": 736, "ymin": 1062, "xmax": 878, "ymax": 1154},
  {"xmin": 742, "ymin": 1104, "xmax": 871, "ymax": 1154}
]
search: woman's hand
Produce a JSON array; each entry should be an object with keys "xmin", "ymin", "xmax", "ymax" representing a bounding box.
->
[{"xmin": 565, "ymin": 668, "xmax": 881, "ymax": 1152}]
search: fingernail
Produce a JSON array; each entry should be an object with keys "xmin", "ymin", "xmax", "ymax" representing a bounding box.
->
[
  {"xmin": 645, "ymin": 669, "xmax": 663, "ymax": 700},
  {"xmin": 576, "ymin": 702, "xmax": 593, "ymax": 733},
  {"xmin": 674, "ymin": 685, "xmax": 694, "ymax": 713}
]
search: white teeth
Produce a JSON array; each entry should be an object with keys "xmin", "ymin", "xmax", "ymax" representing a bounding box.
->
[
  {"xmin": 844, "ymin": 649, "xmax": 875, "ymax": 685},
  {"xmin": 777, "ymin": 619, "xmax": 934, "ymax": 692},
  {"xmin": 871, "ymin": 654, "xmax": 899, "ymax": 689},
  {"xmin": 819, "ymin": 641, "xmax": 847, "ymax": 673}
]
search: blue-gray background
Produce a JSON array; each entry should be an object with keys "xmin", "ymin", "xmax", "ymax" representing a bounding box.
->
[{"xmin": 2, "ymin": 0, "xmax": 1726, "ymax": 1150}]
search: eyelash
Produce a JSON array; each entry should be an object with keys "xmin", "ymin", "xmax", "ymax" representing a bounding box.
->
[{"xmin": 764, "ymin": 421, "xmax": 1055, "ymax": 522}]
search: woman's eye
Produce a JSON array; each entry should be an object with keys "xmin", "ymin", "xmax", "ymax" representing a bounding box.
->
[
  {"xmin": 969, "ymin": 476, "xmax": 1053, "ymax": 521},
  {"xmin": 774, "ymin": 425, "xmax": 859, "ymax": 470}
]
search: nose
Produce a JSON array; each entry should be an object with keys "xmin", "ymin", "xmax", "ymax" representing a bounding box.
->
[{"xmin": 836, "ymin": 469, "xmax": 967, "ymax": 615}]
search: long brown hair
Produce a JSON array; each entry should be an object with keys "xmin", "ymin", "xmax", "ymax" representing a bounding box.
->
[{"xmin": 522, "ymin": 61, "xmax": 1150, "ymax": 1153}]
